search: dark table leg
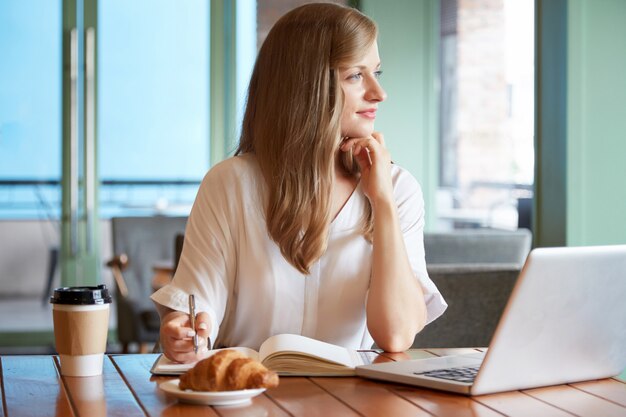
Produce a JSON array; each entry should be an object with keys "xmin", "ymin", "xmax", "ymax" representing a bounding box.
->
[{"xmin": 42, "ymin": 247, "xmax": 59, "ymax": 306}]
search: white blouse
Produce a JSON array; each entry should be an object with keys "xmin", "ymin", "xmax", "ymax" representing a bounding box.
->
[{"xmin": 151, "ymin": 154, "xmax": 447, "ymax": 350}]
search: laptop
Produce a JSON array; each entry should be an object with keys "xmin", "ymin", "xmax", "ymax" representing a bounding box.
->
[{"xmin": 356, "ymin": 245, "xmax": 626, "ymax": 395}]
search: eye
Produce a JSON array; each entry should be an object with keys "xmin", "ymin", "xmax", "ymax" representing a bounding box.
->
[
  {"xmin": 373, "ymin": 70, "xmax": 383, "ymax": 79},
  {"xmin": 347, "ymin": 72, "xmax": 363, "ymax": 81}
]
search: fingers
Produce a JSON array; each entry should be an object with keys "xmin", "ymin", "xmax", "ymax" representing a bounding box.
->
[
  {"xmin": 372, "ymin": 131, "xmax": 385, "ymax": 146},
  {"xmin": 340, "ymin": 134, "xmax": 389, "ymax": 167},
  {"xmin": 162, "ymin": 311, "xmax": 194, "ymax": 339},
  {"xmin": 340, "ymin": 132, "xmax": 385, "ymax": 154},
  {"xmin": 160, "ymin": 310, "xmax": 212, "ymax": 363},
  {"xmin": 340, "ymin": 137, "xmax": 372, "ymax": 159},
  {"xmin": 164, "ymin": 343, "xmax": 208, "ymax": 364},
  {"xmin": 166, "ymin": 334, "xmax": 207, "ymax": 354},
  {"xmin": 195, "ymin": 311, "xmax": 212, "ymax": 339}
]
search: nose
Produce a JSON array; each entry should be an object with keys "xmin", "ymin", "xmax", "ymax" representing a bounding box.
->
[{"xmin": 365, "ymin": 78, "xmax": 387, "ymax": 103}]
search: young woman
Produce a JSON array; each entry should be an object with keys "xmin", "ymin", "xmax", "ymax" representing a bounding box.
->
[{"xmin": 152, "ymin": 3, "xmax": 446, "ymax": 363}]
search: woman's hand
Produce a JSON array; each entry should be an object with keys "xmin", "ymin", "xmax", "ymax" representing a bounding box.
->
[
  {"xmin": 341, "ymin": 131, "xmax": 427, "ymax": 352},
  {"xmin": 160, "ymin": 309, "xmax": 212, "ymax": 363},
  {"xmin": 340, "ymin": 132, "xmax": 393, "ymax": 207}
]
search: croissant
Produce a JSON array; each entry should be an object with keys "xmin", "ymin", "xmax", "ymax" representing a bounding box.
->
[{"xmin": 179, "ymin": 349, "xmax": 279, "ymax": 392}]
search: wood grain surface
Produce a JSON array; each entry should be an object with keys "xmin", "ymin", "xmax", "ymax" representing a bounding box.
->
[
  {"xmin": 1, "ymin": 356, "xmax": 73, "ymax": 417},
  {"xmin": 1, "ymin": 352, "xmax": 624, "ymax": 417}
]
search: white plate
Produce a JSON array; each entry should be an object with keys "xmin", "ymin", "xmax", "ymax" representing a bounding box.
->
[{"xmin": 159, "ymin": 379, "xmax": 266, "ymax": 406}]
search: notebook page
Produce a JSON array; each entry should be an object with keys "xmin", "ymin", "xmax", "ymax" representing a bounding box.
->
[{"xmin": 259, "ymin": 334, "xmax": 355, "ymax": 367}]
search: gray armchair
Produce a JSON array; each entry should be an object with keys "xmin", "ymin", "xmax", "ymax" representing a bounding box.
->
[
  {"xmin": 413, "ymin": 229, "xmax": 532, "ymax": 348},
  {"xmin": 109, "ymin": 216, "xmax": 187, "ymax": 352}
]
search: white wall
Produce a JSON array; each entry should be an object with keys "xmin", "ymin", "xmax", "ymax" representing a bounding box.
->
[{"xmin": 0, "ymin": 219, "xmax": 113, "ymax": 297}]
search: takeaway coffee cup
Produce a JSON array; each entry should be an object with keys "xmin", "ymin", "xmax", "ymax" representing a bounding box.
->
[{"xmin": 50, "ymin": 285, "xmax": 112, "ymax": 377}]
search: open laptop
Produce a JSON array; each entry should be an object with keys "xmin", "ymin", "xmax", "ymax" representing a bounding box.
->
[{"xmin": 356, "ymin": 245, "xmax": 626, "ymax": 395}]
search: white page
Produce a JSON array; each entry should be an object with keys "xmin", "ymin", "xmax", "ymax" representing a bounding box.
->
[
  {"xmin": 152, "ymin": 346, "xmax": 259, "ymax": 374},
  {"xmin": 259, "ymin": 334, "xmax": 355, "ymax": 367}
]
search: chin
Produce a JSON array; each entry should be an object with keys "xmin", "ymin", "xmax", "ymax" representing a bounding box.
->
[{"xmin": 341, "ymin": 127, "xmax": 375, "ymax": 139}]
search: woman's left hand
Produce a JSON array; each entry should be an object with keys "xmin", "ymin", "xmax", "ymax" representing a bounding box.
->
[{"xmin": 341, "ymin": 132, "xmax": 393, "ymax": 206}]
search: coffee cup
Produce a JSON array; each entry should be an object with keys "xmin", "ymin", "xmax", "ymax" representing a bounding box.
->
[{"xmin": 50, "ymin": 285, "xmax": 112, "ymax": 377}]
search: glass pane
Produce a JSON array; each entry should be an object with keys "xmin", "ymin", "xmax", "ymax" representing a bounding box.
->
[
  {"xmin": 0, "ymin": 2, "xmax": 62, "ymax": 217},
  {"xmin": 0, "ymin": 1, "xmax": 62, "ymax": 345},
  {"xmin": 437, "ymin": 0, "xmax": 534, "ymax": 230},
  {"xmin": 98, "ymin": 0, "xmax": 209, "ymax": 217}
]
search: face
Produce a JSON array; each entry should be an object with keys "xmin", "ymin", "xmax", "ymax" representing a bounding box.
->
[{"xmin": 338, "ymin": 42, "xmax": 387, "ymax": 138}]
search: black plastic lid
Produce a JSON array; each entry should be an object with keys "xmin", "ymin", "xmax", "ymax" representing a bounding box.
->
[{"xmin": 50, "ymin": 284, "xmax": 112, "ymax": 305}]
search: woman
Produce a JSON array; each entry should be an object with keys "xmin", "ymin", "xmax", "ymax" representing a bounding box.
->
[{"xmin": 152, "ymin": 3, "xmax": 446, "ymax": 363}]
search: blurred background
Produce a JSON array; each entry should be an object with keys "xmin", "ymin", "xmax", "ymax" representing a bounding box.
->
[{"xmin": 1, "ymin": 0, "xmax": 624, "ymax": 353}]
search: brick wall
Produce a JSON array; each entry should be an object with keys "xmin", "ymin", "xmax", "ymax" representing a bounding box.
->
[
  {"xmin": 457, "ymin": 0, "xmax": 510, "ymax": 200},
  {"xmin": 257, "ymin": 0, "xmax": 350, "ymax": 48}
]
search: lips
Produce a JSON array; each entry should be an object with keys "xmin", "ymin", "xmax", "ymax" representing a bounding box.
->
[{"xmin": 357, "ymin": 109, "xmax": 377, "ymax": 119}]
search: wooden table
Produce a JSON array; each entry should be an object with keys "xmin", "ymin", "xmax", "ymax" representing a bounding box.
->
[{"xmin": 1, "ymin": 349, "xmax": 624, "ymax": 417}]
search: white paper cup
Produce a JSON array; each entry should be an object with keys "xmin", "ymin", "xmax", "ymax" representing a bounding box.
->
[
  {"xmin": 58, "ymin": 352, "xmax": 105, "ymax": 377},
  {"xmin": 50, "ymin": 285, "xmax": 112, "ymax": 377}
]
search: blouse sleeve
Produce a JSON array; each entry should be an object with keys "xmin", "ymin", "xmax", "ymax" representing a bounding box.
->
[
  {"xmin": 393, "ymin": 167, "xmax": 448, "ymax": 325},
  {"xmin": 151, "ymin": 164, "xmax": 237, "ymax": 346}
]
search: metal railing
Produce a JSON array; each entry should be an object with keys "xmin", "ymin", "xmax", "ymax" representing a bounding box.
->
[{"xmin": 0, "ymin": 179, "xmax": 201, "ymax": 219}]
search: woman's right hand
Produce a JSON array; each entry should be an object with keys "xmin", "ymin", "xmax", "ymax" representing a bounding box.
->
[
  {"xmin": 340, "ymin": 132, "xmax": 394, "ymax": 207},
  {"xmin": 160, "ymin": 309, "xmax": 212, "ymax": 363}
]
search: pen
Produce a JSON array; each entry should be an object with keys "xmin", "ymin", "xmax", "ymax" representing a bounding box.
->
[{"xmin": 189, "ymin": 294, "xmax": 199, "ymax": 354}]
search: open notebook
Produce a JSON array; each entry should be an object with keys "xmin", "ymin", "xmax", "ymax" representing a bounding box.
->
[
  {"xmin": 151, "ymin": 333, "xmax": 377, "ymax": 376},
  {"xmin": 356, "ymin": 245, "xmax": 626, "ymax": 395}
]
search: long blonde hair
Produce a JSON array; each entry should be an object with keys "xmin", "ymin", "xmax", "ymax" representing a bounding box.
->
[{"xmin": 236, "ymin": 3, "xmax": 377, "ymax": 274}]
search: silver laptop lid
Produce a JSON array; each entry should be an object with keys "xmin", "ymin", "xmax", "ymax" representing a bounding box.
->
[{"xmin": 473, "ymin": 245, "xmax": 626, "ymax": 395}]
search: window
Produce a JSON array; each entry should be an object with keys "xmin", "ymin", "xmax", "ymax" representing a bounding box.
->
[
  {"xmin": 98, "ymin": 0, "xmax": 210, "ymax": 217},
  {"xmin": 0, "ymin": 2, "xmax": 62, "ymax": 220},
  {"xmin": 0, "ymin": 0, "xmax": 210, "ymax": 342},
  {"xmin": 437, "ymin": 0, "xmax": 534, "ymax": 230}
]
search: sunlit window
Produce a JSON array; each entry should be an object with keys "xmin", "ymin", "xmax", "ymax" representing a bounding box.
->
[
  {"xmin": 0, "ymin": 2, "xmax": 62, "ymax": 220},
  {"xmin": 98, "ymin": 0, "xmax": 209, "ymax": 218},
  {"xmin": 437, "ymin": 0, "xmax": 534, "ymax": 230}
]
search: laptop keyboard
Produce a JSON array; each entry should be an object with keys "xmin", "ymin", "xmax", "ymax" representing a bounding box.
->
[{"xmin": 415, "ymin": 366, "xmax": 480, "ymax": 384}]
